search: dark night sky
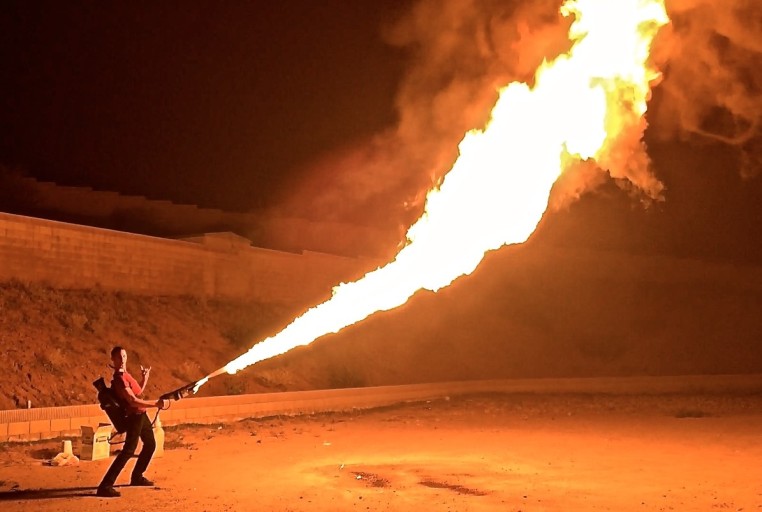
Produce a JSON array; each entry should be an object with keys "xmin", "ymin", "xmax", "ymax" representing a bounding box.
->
[
  {"xmin": 1, "ymin": 1, "xmax": 409, "ymax": 210},
  {"xmin": 1, "ymin": 1, "xmax": 760, "ymax": 264}
]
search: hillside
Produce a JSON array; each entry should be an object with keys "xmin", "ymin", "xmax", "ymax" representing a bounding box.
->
[
  {"xmin": 1, "ymin": 243, "xmax": 761, "ymax": 411},
  {"xmin": 0, "ymin": 284, "xmax": 317, "ymax": 410},
  {"xmin": 292, "ymin": 243, "xmax": 762, "ymax": 387}
]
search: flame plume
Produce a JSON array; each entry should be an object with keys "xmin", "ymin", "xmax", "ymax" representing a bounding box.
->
[{"xmin": 204, "ymin": 0, "xmax": 668, "ymax": 384}]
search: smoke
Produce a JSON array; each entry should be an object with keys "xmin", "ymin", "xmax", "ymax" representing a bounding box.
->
[
  {"xmin": 653, "ymin": 0, "xmax": 762, "ymax": 178},
  {"xmin": 275, "ymin": 0, "xmax": 571, "ymax": 232},
  {"xmin": 276, "ymin": 0, "xmax": 760, "ymax": 244},
  {"xmin": 383, "ymin": 0, "xmax": 572, "ymax": 203}
]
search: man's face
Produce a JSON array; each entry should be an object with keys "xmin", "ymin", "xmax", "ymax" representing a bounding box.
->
[{"xmin": 112, "ymin": 349, "xmax": 127, "ymax": 370}]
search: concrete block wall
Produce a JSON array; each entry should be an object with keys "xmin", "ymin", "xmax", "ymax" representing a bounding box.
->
[
  {"xmin": 0, "ymin": 212, "xmax": 370, "ymax": 302},
  {"xmin": 0, "ymin": 403, "xmax": 104, "ymax": 442},
  {"xmin": 256, "ymin": 216, "xmax": 397, "ymax": 259},
  {"xmin": 11, "ymin": 176, "xmax": 399, "ymax": 258},
  {"xmin": 1, "ymin": 375, "xmax": 761, "ymax": 444},
  {"xmin": 27, "ymin": 178, "xmax": 233, "ymax": 234}
]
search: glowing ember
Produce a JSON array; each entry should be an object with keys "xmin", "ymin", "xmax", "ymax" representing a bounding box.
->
[{"xmin": 205, "ymin": 0, "xmax": 669, "ymax": 383}]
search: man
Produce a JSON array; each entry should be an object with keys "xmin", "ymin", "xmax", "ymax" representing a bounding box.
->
[{"xmin": 97, "ymin": 346, "xmax": 166, "ymax": 498}]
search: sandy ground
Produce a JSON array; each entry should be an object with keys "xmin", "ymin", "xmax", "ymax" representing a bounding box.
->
[{"xmin": 0, "ymin": 392, "xmax": 760, "ymax": 511}]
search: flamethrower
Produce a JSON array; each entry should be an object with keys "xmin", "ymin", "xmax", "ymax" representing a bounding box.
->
[
  {"xmin": 94, "ymin": 367, "xmax": 227, "ymax": 442},
  {"xmin": 158, "ymin": 367, "xmax": 226, "ymax": 402},
  {"xmin": 159, "ymin": 381, "xmax": 200, "ymax": 401}
]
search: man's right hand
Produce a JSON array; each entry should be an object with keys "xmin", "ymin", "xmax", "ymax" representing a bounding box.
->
[{"xmin": 156, "ymin": 398, "xmax": 166, "ymax": 409}]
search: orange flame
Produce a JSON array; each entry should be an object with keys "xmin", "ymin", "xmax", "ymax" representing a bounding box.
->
[{"xmin": 216, "ymin": 0, "xmax": 669, "ymax": 378}]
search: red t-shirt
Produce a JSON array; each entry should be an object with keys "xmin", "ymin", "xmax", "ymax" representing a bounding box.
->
[{"xmin": 112, "ymin": 370, "xmax": 146, "ymax": 415}]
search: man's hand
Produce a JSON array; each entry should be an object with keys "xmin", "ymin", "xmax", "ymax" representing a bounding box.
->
[
  {"xmin": 139, "ymin": 365, "xmax": 152, "ymax": 393},
  {"xmin": 155, "ymin": 398, "xmax": 166, "ymax": 409}
]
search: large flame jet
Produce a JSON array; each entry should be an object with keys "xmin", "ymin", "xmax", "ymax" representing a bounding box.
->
[{"xmin": 188, "ymin": 0, "xmax": 669, "ymax": 393}]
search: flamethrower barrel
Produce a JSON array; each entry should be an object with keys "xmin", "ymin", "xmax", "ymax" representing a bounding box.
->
[
  {"xmin": 159, "ymin": 381, "xmax": 199, "ymax": 401},
  {"xmin": 159, "ymin": 365, "xmax": 228, "ymax": 401}
]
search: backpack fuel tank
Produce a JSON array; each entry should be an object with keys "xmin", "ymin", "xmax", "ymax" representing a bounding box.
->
[{"xmin": 93, "ymin": 377, "xmax": 128, "ymax": 434}]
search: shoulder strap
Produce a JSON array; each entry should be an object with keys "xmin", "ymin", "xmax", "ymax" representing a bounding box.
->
[{"xmin": 111, "ymin": 370, "xmax": 125, "ymax": 389}]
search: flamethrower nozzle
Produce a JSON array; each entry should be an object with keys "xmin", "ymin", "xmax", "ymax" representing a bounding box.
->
[
  {"xmin": 159, "ymin": 381, "xmax": 199, "ymax": 401},
  {"xmin": 158, "ymin": 368, "xmax": 222, "ymax": 401}
]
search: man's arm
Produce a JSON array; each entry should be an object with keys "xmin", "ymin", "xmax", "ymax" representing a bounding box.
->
[{"xmin": 121, "ymin": 383, "xmax": 164, "ymax": 409}]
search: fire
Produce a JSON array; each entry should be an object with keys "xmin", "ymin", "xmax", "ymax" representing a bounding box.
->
[{"xmin": 212, "ymin": 0, "xmax": 669, "ymax": 380}]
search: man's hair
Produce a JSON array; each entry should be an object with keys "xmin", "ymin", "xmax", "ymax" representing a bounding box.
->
[{"xmin": 110, "ymin": 346, "xmax": 124, "ymax": 357}]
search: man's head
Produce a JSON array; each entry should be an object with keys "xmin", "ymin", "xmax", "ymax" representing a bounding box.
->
[{"xmin": 110, "ymin": 346, "xmax": 127, "ymax": 371}]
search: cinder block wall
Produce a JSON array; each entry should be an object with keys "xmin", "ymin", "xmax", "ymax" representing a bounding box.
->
[
  {"xmin": 0, "ymin": 212, "xmax": 371, "ymax": 302},
  {"xmin": 2, "ymin": 375, "xmax": 761, "ymax": 443}
]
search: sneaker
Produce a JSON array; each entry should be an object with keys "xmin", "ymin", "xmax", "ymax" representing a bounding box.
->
[
  {"xmin": 96, "ymin": 486, "xmax": 121, "ymax": 498},
  {"xmin": 130, "ymin": 476, "xmax": 155, "ymax": 486}
]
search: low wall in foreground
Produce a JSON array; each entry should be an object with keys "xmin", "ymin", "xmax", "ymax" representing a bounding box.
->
[{"xmin": 1, "ymin": 375, "xmax": 761, "ymax": 444}]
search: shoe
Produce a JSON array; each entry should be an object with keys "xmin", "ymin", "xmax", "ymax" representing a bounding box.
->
[
  {"xmin": 96, "ymin": 486, "xmax": 121, "ymax": 498},
  {"xmin": 130, "ymin": 476, "xmax": 155, "ymax": 486}
]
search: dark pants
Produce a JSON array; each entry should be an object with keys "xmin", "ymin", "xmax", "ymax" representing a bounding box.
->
[{"xmin": 99, "ymin": 412, "xmax": 156, "ymax": 488}]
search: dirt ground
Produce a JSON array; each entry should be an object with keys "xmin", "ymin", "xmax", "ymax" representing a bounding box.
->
[{"xmin": 0, "ymin": 392, "xmax": 760, "ymax": 512}]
